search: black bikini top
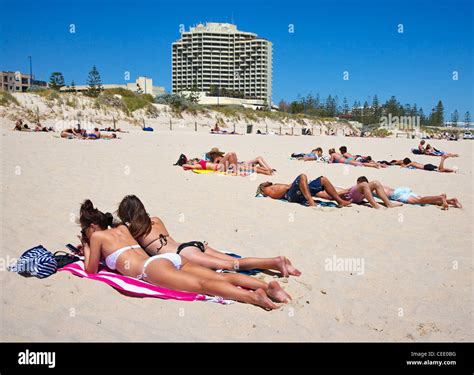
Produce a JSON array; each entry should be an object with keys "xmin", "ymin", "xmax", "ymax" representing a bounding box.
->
[{"xmin": 142, "ymin": 233, "xmax": 168, "ymax": 251}]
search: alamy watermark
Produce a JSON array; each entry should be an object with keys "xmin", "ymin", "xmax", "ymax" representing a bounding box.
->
[
  {"xmin": 325, "ymin": 255, "xmax": 365, "ymax": 275},
  {"xmin": 380, "ymin": 113, "xmax": 420, "ymax": 131}
]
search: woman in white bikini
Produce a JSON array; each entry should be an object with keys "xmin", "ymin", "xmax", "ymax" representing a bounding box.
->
[
  {"xmin": 116, "ymin": 195, "xmax": 301, "ymax": 277},
  {"xmin": 78, "ymin": 200, "xmax": 290, "ymax": 310}
]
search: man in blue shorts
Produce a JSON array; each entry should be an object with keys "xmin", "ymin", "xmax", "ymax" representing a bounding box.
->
[{"xmin": 256, "ymin": 174, "xmax": 352, "ymax": 207}]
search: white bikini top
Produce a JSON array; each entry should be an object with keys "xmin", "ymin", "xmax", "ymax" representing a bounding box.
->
[{"xmin": 105, "ymin": 245, "xmax": 141, "ymax": 270}]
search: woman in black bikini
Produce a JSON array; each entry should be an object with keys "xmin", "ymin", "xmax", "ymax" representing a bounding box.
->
[{"xmin": 117, "ymin": 195, "xmax": 301, "ymax": 277}]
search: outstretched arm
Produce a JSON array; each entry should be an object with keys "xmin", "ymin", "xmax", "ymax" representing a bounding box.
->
[{"xmin": 83, "ymin": 233, "xmax": 101, "ymax": 274}]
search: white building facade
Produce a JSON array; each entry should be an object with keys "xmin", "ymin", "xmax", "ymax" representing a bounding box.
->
[{"xmin": 172, "ymin": 23, "xmax": 272, "ymax": 106}]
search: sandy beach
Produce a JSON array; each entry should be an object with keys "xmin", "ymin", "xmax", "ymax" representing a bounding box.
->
[{"xmin": 0, "ymin": 122, "xmax": 472, "ymax": 342}]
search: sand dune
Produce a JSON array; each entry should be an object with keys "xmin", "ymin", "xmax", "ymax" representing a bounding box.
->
[{"xmin": 0, "ymin": 121, "xmax": 472, "ymax": 342}]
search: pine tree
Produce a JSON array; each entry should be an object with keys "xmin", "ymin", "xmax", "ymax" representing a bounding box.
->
[
  {"xmin": 49, "ymin": 72, "xmax": 65, "ymax": 90},
  {"xmin": 70, "ymin": 80, "xmax": 76, "ymax": 93},
  {"xmin": 451, "ymin": 110, "xmax": 459, "ymax": 127},
  {"xmin": 464, "ymin": 111, "xmax": 471, "ymax": 127},
  {"xmin": 86, "ymin": 65, "xmax": 103, "ymax": 97},
  {"xmin": 342, "ymin": 97, "xmax": 350, "ymax": 115},
  {"xmin": 434, "ymin": 100, "xmax": 444, "ymax": 126}
]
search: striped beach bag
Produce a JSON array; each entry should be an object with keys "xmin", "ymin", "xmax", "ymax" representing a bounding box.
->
[{"xmin": 8, "ymin": 245, "xmax": 58, "ymax": 278}]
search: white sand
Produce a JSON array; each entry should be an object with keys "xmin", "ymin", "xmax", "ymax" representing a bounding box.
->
[{"xmin": 0, "ymin": 120, "xmax": 472, "ymax": 342}]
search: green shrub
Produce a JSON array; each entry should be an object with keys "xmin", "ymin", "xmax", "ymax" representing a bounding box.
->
[
  {"xmin": 103, "ymin": 87, "xmax": 136, "ymax": 97},
  {"xmin": 0, "ymin": 91, "xmax": 20, "ymax": 106},
  {"xmin": 371, "ymin": 128, "xmax": 392, "ymax": 137}
]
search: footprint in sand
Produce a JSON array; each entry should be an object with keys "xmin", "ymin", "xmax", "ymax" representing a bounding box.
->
[
  {"xmin": 417, "ymin": 323, "xmax": 441, "ymax": 336},
  {"xmin": 294, "ymin": 279, "xmax": 312, "ymax": 291}
]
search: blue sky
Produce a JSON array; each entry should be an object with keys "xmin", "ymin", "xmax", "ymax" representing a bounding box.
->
[{"xmin": 1, "ymin": 0, "xmax": 472, "ymax": 116}]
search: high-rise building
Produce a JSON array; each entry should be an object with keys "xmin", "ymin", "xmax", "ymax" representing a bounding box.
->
[{"xmin": 172, "ymin": 22, "xmax": 272, "ymax": 106}]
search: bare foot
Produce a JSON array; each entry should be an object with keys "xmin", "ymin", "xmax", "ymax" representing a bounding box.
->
[
  {"xmin": 388, "ymin": 201, "xmax": 403, "ymax": 208},
  {"xmin": 284, "ymin": 257, "xmax": 302, "ymax": 276},
  {"xmin": 451, "ymin": 198, "xmax": 463, "ymax": 208},
  {"xmin": 254, "ymin": 288, "xmax": 280, "ymax": 310},
  {"xmin": 274, "ymin": 256, "xmax": 289, "ymax": 277},
  {"xmin": 337, "ymin": 199, "xmax": 352, "ymax": 207},
  {"xmin": 441, "ymin": 194, "xmax": 449, "ymax": 210},
  {"xmin": 267, "ymin": 281, "xmax": 291, "ymax": 303}
]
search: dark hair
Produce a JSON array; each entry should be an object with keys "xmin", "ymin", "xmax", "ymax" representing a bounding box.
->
[
  {"xmin": 117, "ymin": 195, "xmax": 152, "ymax": 240},
  {"xmin": 315, "ymin": 147, "xmax": 322, "ymax": 153},
  {"xmin": 79, "ymin": 199, "xmax": 113, "ymax": 230},
  {"xmin": 339, "ymin": 146, "xmax": 347, "ymax": 154},
  {"xmin": 357, "ymin": 176, "xmax": 369, "ymax": 184},
  {"xmin": 403, "ymin": 158, "xmax": 411, "ymax": 165},
  {"xmin": 328, "ymin": 148, "xmax": 335, "ymax": 154}
]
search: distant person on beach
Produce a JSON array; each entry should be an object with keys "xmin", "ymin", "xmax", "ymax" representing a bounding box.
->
[
  {"xmin": 291, "ymin": 147, "xmax": 329, "ymax": 162},
  {"xmin": 182, "ymin": 158, "xmax": 272, "ymax": 175},
  {"xmin": 13, "ymin": 119, "xmax": 30, "ymax": 131},
  {"xmin": 339, "ymin": 146, "xmax": 375, "ymax": 164},
  {"xmin": 34, "ymin": 122, "xmax": 53, "ymax": 132},
  {"xmin": 256, "ymin": 174, "xmax": 352, "ymax": 207},
  {"xmin": 399, "ymin": 154, "xmax": 457, "ymax": 173},
  {"xmin": 206, "ymin": 147, "xmax": 275, "ymax": 175},
  {"xmin": 117, "ymin": 195, "xmax": 301, "ymax": 276},
  {"xmin": 78, "ymin": 199, "xmax": 290, "ymax": 309},
  {"xmin": 335, "ymin": 176, "xmax": 403, "ymax": 209},
  {"xmin": 328, "ymin": 148, "xmax": 382, "ymax": 168},
  {"xmin": 424, "ymin": 144, "xmax": 458, "ymax": 157},
  {"xmin": 60, "ymin": 127, "xmax": 84, "ymax": 138}
]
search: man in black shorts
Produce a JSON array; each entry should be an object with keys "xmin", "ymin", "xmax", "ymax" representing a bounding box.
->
[{"xmin": 401, "ymin": 154, "xmax": 457, "ymax": 173}]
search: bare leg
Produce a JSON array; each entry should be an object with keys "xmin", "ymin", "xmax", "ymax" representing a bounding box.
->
[
  {"xmin": 251, "ymin": 156, "xmax": 273, "ymax": 171},
  {"xmin": 179, "ymin": 246, "xmax": 300, "ymax": 276},
  {"xmin": 144, "ymin": 259, "xmax": 281, "ymax": 309},
  {"xmin": 181, "ymin": 261, "xmax": 291, "ymax": 303},
  {"xmin": 368, "ymin": 181, "xmax": 403, "ymax": 208},
  {"xmin": 408, "ymin": 194, "xmax": 449, "ymax": 209},
  {"xmin": 358, "ymin": 182, "xmax": 381, "ymax": 208},
  {"xmin": 255, "ymin": 166, "xmax": 273, "ymax": 175},
  {"xmin": 320, "ymin": 176, "xmax": 352, "ymax": 207},
  {"xmin": 438, "ymin": 155, "xmax": 455, "ymax": 173}
]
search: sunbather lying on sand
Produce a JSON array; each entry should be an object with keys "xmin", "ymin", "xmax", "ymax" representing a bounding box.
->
[
  {"xmin": 380, "ymin": 185, "xmax": 462, "ymax": 210},
  {"xmin": 207, "ymin": 147, "xmax": 275, "ymax": 174},
  {"xmin": 425, "ymin": 143, "xmax": 458, "ymax": 157},
  {"xmin": 78, "ymin": 200, "xmax": 290, "ymax": 310},
  {"xmin": 339, "ymin": 146, "xmax": 375, "ymax": 164},
  {"xmin": 256, "ymin": 174, "xmax": 352, "ymax": 207},
  {"xmin": 117, "ymin": 195, "xmax": 301, "ymax": 276},
  {"xmin": 182, "ymin": 158, "xmax": 271, "ymax": 175},
  {"xmin": 13, "ymin": 119, "xmax": 31, "ymax": 131},
  {"xmin": 416, "ymin": 140, "xmax": 458, "ymax": 157},
  {"xmin": 397, "ymin": 154, "xmax": 457, "ymax": 173},
  {"xmin": 328, "ymin": 148, "xmax": 383, "ymax": 168},
  {"xmin": 291, "ymin": 147, "xmax": 329, "ymax": 162},
  {"xmin": 330, "ymin": 176, "xmax": 403, "ymax": 209},
  {"xmin": 60, "ymin": 128, "xmax": 84, "ymax": 138},
  {"xmin": 34, "ymin": 122, "xmax": 53, "ymax": 132}
]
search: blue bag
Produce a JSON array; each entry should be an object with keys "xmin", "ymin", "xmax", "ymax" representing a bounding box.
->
[{"xmin": 8, "ymin": 245, "xmax": 58, "ymax": 278}]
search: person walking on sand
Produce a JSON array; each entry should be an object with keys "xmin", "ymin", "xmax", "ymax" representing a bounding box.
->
[
  {"xmin": 256, "ymin": 174, "xmax": 352, "ymax": 207},
  {"xmin": 78, "ymin": 200, "xmax": 291, "ymax": 310}
]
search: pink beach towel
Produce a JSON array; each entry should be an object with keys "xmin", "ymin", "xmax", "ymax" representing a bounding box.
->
[{"xmin": 59, "ymin": 261, "xmax": 231, "ymax": 304}]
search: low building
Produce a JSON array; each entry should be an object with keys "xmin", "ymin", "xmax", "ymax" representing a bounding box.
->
[
  {"xmin": 0, "ymin": 71, "xmax": 47, "ymax": 92},
  {"xmin": 62, "ymin": 76, "xmax": 165, "ymax": 97},
  {"xmin": 179, "ymin": 90, "xmax": 270, "ymax": 109}
]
